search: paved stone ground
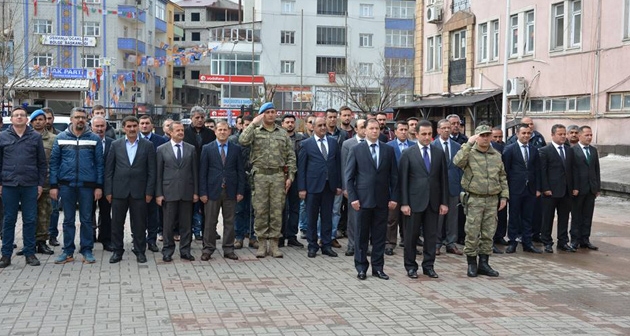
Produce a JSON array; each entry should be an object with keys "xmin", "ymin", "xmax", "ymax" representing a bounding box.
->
[{"xmin": 1, "ymin": 196, "xmax": 630, "ymax": 335}]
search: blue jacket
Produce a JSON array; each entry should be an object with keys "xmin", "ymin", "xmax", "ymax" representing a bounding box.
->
[
  {"xmin": 0, "ymin": 126, "xmax": 47, "ymax": 187},
  {"xmin": 49, "ymin": 126, "xmax": 104, "ymax": 189}
]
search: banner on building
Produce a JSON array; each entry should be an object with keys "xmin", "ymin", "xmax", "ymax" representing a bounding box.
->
[
  {"xmin": 50, "ymin": 67, "xmax": 86, "ymax": 79},
  {"xmin": 40, "ymin": 35, "xmax": 97, "ymax": 47}
]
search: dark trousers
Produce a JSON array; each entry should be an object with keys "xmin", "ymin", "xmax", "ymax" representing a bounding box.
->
[
  {"xmin": 146, "ymin": 198, "xmax": 161, "ymax": 244},
  {"xmin": 111, "ymin": 196, "xmax": 147, "ymax": 254},
  {"xmin": 306, "ymin": 183, "xmax": 335, "ymax": 252},
  {"xmin": 162, "ymin": 200, "xmax": 192, "ymax": 257},
  {"xmin": 338, "ymin": 195, "xmax": 348, "ymax": 234},
  {"xmin": 93, "ymin": 197, "xmax": 112, "ymax": 245},
  {"xmin": 386, "ymin": 204, "xmax": 401, "ymax": 249},
  {"xmin": 282, "ymin": 181, "xmax": 300, "ymax": 240},
  {"xmin": 404, "ymin": 209, "xmax": 438, "ymax": 271},
  {"xmin": 234, "ymin": 184, "xmax": 254, "ymax": 240},
  {"xmin": 203, "ymin": 191, "xmax": 236, "ymax": 255},
  {"xmin": 571, "ymin": 193, "xmax": 596, "ymax": 244},
  {"xmin": 354, "ymin": 206, "xmax": 387, "ymax": 273},
  {"xmin": 508, "ymin": 191, "xmax": 537, "ymax": 245},
  {"xmin": 541, "ymin": 195, "xmax": 572, "ymax": 246},
  {"xmin": 457, "ymin": 204, "xmax": 466, "ymax": 243},
  {"xmin": 1, "ymin": 186, "xmax": 37, "ymax": 257},
  {"xmin": 532, "ymin": 197, "xmax": 543, "ymax": 238},
  {"xmin": 494, "ymin": 205, "xmax": 508, "ymax": 242}
]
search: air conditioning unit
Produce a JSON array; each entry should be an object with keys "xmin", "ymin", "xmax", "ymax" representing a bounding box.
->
[
  {"xmin": 427, "ymin": 6, "xmax": 442, "ymax": 23},
  {"xmin": 506, "ymin": 77, "xmax": 527, "ymax": 97}
]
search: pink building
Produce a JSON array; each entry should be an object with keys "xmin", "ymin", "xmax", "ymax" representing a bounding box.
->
[{"xmin": 396, "ymin": 0, "xmax": 630, "ymax": 153}]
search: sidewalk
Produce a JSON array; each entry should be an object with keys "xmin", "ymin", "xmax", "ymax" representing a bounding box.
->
[{"xmin": 600, "ymin": 155, "xmax": 630, "ymax": 197}]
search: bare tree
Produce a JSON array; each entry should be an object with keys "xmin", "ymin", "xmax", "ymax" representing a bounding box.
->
[{"xmin": 252, "ymin": 80, "xmax": 277, "ymax": 109}]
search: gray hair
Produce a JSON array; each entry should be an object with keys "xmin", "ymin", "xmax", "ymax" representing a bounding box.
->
[
  {"xmin": 190, "ymin": 106, "xmax": 206, "ymax": 117},
  {"xmin": 446, "ymin": 114, "xmax": 460, "ymax": 122},
  {"xmin": 70, "ymin": 107, "xmax": 87, "ymax": 117},
  {"xmin": 91, "ymin": 116, "xmax": 107, "ymax": 124},
  {"xmin": 567, "ymin": 124, "xmax": 579, "ymax": 132},
  {"xmin": 437, "ymin": 119, "xmax": 450, "ymax": 128},
  {"xmin": 169, "ymin": 120, "xmax": 183, "ymax": 132}
]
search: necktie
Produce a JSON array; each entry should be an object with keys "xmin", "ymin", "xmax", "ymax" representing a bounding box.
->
[
  {"xmin": 360, "ymin": 139, "xmax": 365, "ymax": 143},
  {"xmin": 319, "ymin": 138, "xmax": 327, "ymax": 159},
  {"xmin": 370, "ymin": 144, "xmax": 378, "ymax": 168},
  {"xmin": 522, "ymin": 144, "xmax": 529, "ymax": 167},
  {"xmin": 423, "ymin": 146, "xmax": 431, "ymax": 172},
  {"xmin": 220, "ymin": 144, "xmax": 226, "ymax": 165},
  {"xmin": 175, "ymin": 144, "xmax": 182, "ymax": 163},
  {"xmin": 558, "ymin": 145, "xmax": 566, "ymax": 161},
  {"xmin": 443, "ymin": 141, "xmax": 450, "ymax": 162},
  {"xmin": 584, "ymin": 146, "xmax": 591, "ymax": 164}
]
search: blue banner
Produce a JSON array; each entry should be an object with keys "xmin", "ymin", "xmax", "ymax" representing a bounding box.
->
[{"xmin": 50, "ymin": 68, "xmax": 87, "ymax": 79}]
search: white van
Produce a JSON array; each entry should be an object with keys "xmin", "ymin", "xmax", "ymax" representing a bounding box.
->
[{"xmin": 2, "ymin": 115, "xmax": 71, "ymax": 132}]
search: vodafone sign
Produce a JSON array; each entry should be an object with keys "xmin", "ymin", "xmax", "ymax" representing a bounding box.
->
[{"xmin": 199, "ymin": 75, "xmax": 265, "ymax": 84}]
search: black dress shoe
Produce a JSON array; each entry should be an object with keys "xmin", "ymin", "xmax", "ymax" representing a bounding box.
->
[
  {"xmin": 384, "ymin": 248, "xmax": 394, "ymax": 256},
  {"xmin": 558, "ymin": 244, "xmax": 576, "ymax": 252},
  {"xmin": 215, "ymin": 231, "xmax": 221, "ymax": 240},
  {"xmin": 580, "ymin": 242, "xmax": 599, "ymax": 250},
  {"xmin": 372, "ymin": 270, "xmax": 389, "ymax": 280},
  {"xmin": 286, "ymin": 237, "xmax": 304, "ymax": 248},
  {"xmin": 102, "ymin": 243, "xmax": 114, "ymax": 252},
  {"xmin": 544, "ymin": 244, "xmax": 554, "ymax": 253},
  {"xmin": 224, "ymin": 252, "xmax": 239, "ymax": 260},
  {"xmin": 505, "ymin": 244, "xmax": 518, "ymax": 254},
  {"xmin": 357, "ymin": 271, "xmax": 367, "ymax": 280},
  {"xmin": 37, "ymin": 242, "xmax": 55, "ymax": 255},
  {"xmin": 532, "ymin": 235, "xmax": 543, "ymax": 243},
  {"xmin": 523, "ymin": 244, "xmax": 543, "ymax": 254},
  {"xmin": 0, "ymin": 256, "xmax": 10, "ymax": 268},
  {"xmin": 25, "ymin": 255, "xmax": 40, "ymax": 266},
  {"xmin": 181, "ymin": 254, "xmax": 195, "ymax": 261},
  {"xmin": 345, "ymin": 249, "xmax": 354, "ymax": 256},
  {"xmin": 278, "ymin": 239, "xmax": 285, "ymax": 247},
  {"xmin": 162, "ymin": 255, "xmax": 173, "ymax": 262},
  {"xmin": 307, "ymin": 250, "xmax": 317, "ymax": 258},
  {"xmin": 570, "ymin": 242, "xmax": 580, "ymax": 250},
  {"xmin": 49, "ymin": 237, "xmax": 60, "ymax": 246},
  {"xmin": 492, "ymin": 245, "xmax": 504, "ymax": 254},
  {"xmin": 495, "ymin": 238, "xmax": 509, "ymax": 246},
  {"xmin": 137, "ymin": 253, "xmax": 147, "ymax": 263},
  {"xmin": 407, "ymin": 269, "xmax": 418, "ymax": 279},
  {"xmin": 147, "ymin": 243, "xmax": 160, "ymax": 253},
  {"xmin": 16, "ymin": 249, "xmax": 24, "ymax": 256},
  {"xmin": 109, "ymin": 252, "xmax": 123, "ymax": 264},
  {"xmin": 322, "ymin": 248, "xmax": 338, "ymax": 257},
  {"xmin": 422, "ymin": 268, "xmax": 439, "ymax": 278},
  {"xmin": 201, "ymin": 253, "xmax": 212, "ymax": 261},
  {"xmin": 194, "ymin": 234, "xmax": 203, "ymax": 241}
]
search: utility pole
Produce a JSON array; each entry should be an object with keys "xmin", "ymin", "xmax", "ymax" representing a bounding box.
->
[
  {"xmin": 299, "ymin": 9, "xmax": 303, "ymax": 112},
  {"xmin": 133, "ymin": 0, "xmax": 139, "ymax": 116},
  {"xmin": 250, "ymin": 6, "xmax": 255, "ymax": 105},
  {"xmin": 81, "ymin": 0, "xmax": 85, "ymax": 107}
]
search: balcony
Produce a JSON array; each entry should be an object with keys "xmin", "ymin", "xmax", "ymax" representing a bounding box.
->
[
  {"xmin": 173, "ymin": 78, "xmax": 184, "ymax": 89},
  {"xmin": 154, "ymin": 47, "xmax": 166, "ymax": 58},
  {"xmin": 155, "ymin": 18, "xmax": 166, "ymax": 33},
  {"xmin": 118, "ymin": 38, "xmax": 146, "ymax": 54},
  {"xmin": 173, "ymin": 25, "xmax": 184, "ymax": 38},
  {"xmin": 118, "ymin": 5, "xmax": 146, "ymax": 23}
]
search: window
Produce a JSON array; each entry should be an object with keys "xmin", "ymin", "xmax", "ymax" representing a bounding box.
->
[
  {"xmin": 359, "ymin": 63, "xmax": 372, "ymax": 76},
  {"xmin": 359, "ymin": 33, "xmax": 373, "ymax": 47},
  {"xmin": 525, "ymin": 11, "xmax": 535, "ymax": 54},
  {"xmin": 155, "ymin": 1, "xmax": 165, "ymax": 20},
  {"xmin": 386, "ymin": 58, "xmax": 413, "ymax": 77},
  {"xmin": 191, "ymin": 32, "xmax": 200, "ymax": 41},
  {"xmin": 33, "ymin": 53, "xmax": 52, "ymax": 66},
  {"xmin": 522, "ymin": 95, "xmax": 591, "ymax": 113},
  {"xmin": 82, "ymin": 54, "xmax": 100, "ymax": 68},
  {"xmin": 478, "ymin": 23, "xmax": 489, "ymax": 62},
  {"xmin": 570, "ymin": 0, "xmax": 581, "ymax": 47},
  {"xmin": 191, "ymin": 12, "xmax": 200, "ymax": 21},
  {"xmin": 84, "ymin": 22, "xmax": 100, "ymax": 37},
  {"xmin": 174, "ymin": 13, "xmax": 184, "ymax": 22},
  {"xmin": 609, "ymin": 92, "xmax": 630, "ymax": 111},
  {"xmin": 386, "ymin": 29, "xmax": 414, "ymax": 48},
  {"xmin": 360, "ymin": 4, "xmax": 374, "ymax": 18},
  {"xmin": 317, "ymin": 0, "xmax": 347, "ymax": 16},
  {"xmin": 190, "ymin": 70, "xmax": 200, "ymax": 80},
  {"xmin": 386, "ymin": 0, "xmax": 415, "ymax": 19},
  {"xmin": 33, "ymin": 19, "xmax": 52, "ymax": 35},
  {"xmin": 281, "ymin": 60, "xmax": 295, "ymax": 74},
  {"xmin": 426, "ymin": 35, "xmax": 442, "ymax": 71},
  {"xmin": 281, "ymin": 0, "xmax": 295, "ymax": 14},
  {"xmin": 492, "ymin": 20, "xmax": 500, "ymax": 60},
  {"xmin": 210, "ymin": 54, "xmax": 261, "ymax": 75},
  {"xmin": 316, "ymin": 56, "xmax": 346, "ymax": 74},
  {"xmin": 281, "ymin": 31, "xmax": 295, "ymax": 44},
  {"xmin": 551, "ymin": 1, "xmax": 581, "ymax": 50},
  {"xmin": 84, "ymin": 0, "xmax": 100, "ymax": 3},
  {"xmin": 509, "ymin": 15, "xmax": 518, "ymax": 57},
  {"xmin": 316, "ymin": 26, "xmax": 346, "ymax": 45},
  {"xmin": 625, "ymin": 0, "xmax": 630, "ymax": 39},
  {"xmin": 451, "ymin": 29, "xmax": 466, "ymax": 60}
]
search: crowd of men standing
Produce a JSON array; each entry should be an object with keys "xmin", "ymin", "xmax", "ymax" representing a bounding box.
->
[{"xmin": 0, "ymin": 105, "xmax": 601, "ymax": 281}]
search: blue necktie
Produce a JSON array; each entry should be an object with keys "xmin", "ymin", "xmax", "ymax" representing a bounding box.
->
[
  {"xmin": 423, "ymin": 146, "xmax": 431, "ymax": 172},
  {"xmin": 370, "ymin": 144, "xmax": 378, "ymax": 168}
]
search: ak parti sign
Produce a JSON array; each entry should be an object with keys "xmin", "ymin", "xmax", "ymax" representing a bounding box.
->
[{"xmin": 199, "ymin": 75, "xmax": 265, "ymax": 84}]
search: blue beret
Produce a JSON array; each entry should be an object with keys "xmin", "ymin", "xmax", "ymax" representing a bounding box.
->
[
  {"xmin": 30, "ymin": 109, "xmax": 46, "ymax": 123},
  {"xmin": 259, "ymin": 102, "xmax": 275, "ymax": 114}
]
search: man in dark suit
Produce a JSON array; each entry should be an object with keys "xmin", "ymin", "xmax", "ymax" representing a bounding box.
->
[
  {"xmin": 298, "ymin": 117, "xmax": 342, "ymax": 258},
  {"xmin": 432, "ymin": 119, "xmax": 463, "ymax": 256},
  {"xmin": 400, "ymin": 120, "xmax": 449, "ymax": 279},
  {"xmin": 340, "ymin": 117, "xmax": 366, "ymax": 256},
  {"xmin": 156, "ymin": 121, "xmax": 198, "ymax": 262},
  {"xmin": 540, "ymin": 124, "xmax": 576, "ymax": 253},
  {"xmin": 199, "ymin": 121, "xmax": 245, "ymax": 261},
  {"xmin": 503, "ymin": 123, "xmax": 542, "ymax": 254},
  {"xmin": 105, "ymin": 116, "xmax": 156, "ymax": 264},
  {"xmin": 570, "ymin": 125, "xmax": 601, "ymax": 251},
  {"xmin": 139, "ymin": 115, "xmax": 167, "ymax": 252},
  {"xmin": 91, "ymin": 116, "xmax": 114, "ymax": 252},
  {"xmin": 346, "ymin": 119, "xmax": 398, "ymax": 280},
  {"xmin": 385, "ymin": 120, "xmax": 415, "ymax": 255},
  {"xmin": 491, "ymin": 127, "xmax": 508, "ymax": 253}
]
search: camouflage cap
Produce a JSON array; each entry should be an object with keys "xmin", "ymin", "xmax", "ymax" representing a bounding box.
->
[{"xmin": 474, "ymin": 124, "xmax": 492, "ymax": 135}]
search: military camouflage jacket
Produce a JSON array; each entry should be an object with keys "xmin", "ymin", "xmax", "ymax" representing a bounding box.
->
[
  {"xmin": 453, "ymin": 142, "xmax": 509, "ymax": 199},
  {"xmin": 40, "ymin": 129, "xmax": 55, "ymax": 190},
  {"xmin": 239, "ymin": 122, "xmax": 297, "ymax": 179}
]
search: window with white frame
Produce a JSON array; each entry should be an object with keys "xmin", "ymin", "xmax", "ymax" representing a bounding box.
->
[
  {"xmin": 386, "ymin": 58, "xmax": 413, "ymax": 77},
  {"xmin": 509, "ymin": 15, "xmax": 518, "ymax": 57},
  {"xmin": 155, "ymin": 1, "xmax": 165, "ymax": 20},
  {"xmin": 358, "ymin": 62, "xmax": 372, "ymax": 76},
  {"xmin": 33, "ymin": 19, "xmax": 52, "ymax": 35},
  {"xmin": 426, "ymin": 35, "xmax": 442, "ymax": 71},
  {"xmin": 84, "ymin": 22, "xmax": 100, "ymax": 37},
  {"xmin": 281, "ymin": 60, "xmax": 295, "ymax": 74},
  {"xmin": 492, "ymin": 20, "xmax": 500, "ymax": 60},
  {"xmin": 281, "ymin": 0, "xmax": 295, "ymax": 14},
  {"xmin": 609, "ymin": 92, "xmax": 630, "ymax": 111},
  {"xmin": 386, "ymin": 0, "xmax": 415, "ymax": 19},
  {"xmin": 33, "ymin": 53, "xmax": 52, "ymax": 66},
  {"xmin": 84, "ymin": 0, "xmax": 100, "ymax": 3},
  {"xmin": 360, "ymin": 4, "xmax": 374, "ymax": 18},
  {"xmin": 551, "ymin": 1, "xmax": 581, "ymax": 50},
  {"xmin": 451, "ymin": 29, "xmax": 466, "ymax": 60},
  {"xmin": 281, "ymin": 30, "xmax": 295, "ymax": 44},
  {"xmin": 317, "ymin": 26, "xmax": 346, "ymax": 45},
  {"xmin": 525, "ymin": 10, "xmax": 535, "ymax": 54},
  {"xmin": 359, "ymin": 33, "xmax": 373, "ymax": 47},
  {"xmin": 386, "ymin": 29, "xmax": 414, "ymax": 48},
  {"xmin": 625, "ymin": 0, "xmax": 630, "ymax": 39},
  {"xmin": 513, "ymin": 95, "xmax": 591, "ymax": 113},
  {"xmin": 478, "ymin": 23, "xmax": 489, "ymax": 62},
  {"xmin": 82, "ymin": 54, "xmax": 100, "ymax": 68},
  {"xmin": 436, "ymin": 35, "xmax": 442, "ymax": 68}
]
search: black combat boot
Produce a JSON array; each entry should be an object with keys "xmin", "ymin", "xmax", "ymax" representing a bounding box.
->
[
  {"xmin": 467, "ymin": 256, "xmax": 478, "ymax": 277},
  {"xmin": 477, "ymin": 254, "xmax": 499, "ymax": 277}
]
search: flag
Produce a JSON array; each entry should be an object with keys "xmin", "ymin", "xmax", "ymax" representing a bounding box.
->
[{"xmin": 82, "ymin": 0, "xmax": 89, "ymax": 16}]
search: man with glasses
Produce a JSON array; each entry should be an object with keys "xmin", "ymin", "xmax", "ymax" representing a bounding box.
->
[
  {"xmin": 0, "ymin": 108, "xmax": 47, "ymax": 268},
  {"xmin": 49, "ymin": 108, "xmax": 104, "ymax": 264}
]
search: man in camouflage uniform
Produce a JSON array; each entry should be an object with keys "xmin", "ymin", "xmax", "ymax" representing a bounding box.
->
[
  {"xmin": 239, "ymin": 103, "xmax": 296, "ymax": 258},
  {"xmin": 453, "ymin": 125, "xmax": 509, "ymax": 278}
]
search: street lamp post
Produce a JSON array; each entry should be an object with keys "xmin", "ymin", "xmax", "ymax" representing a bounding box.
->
[{"xmin": 227, "ymin": 40, "xmax": 238, "ymax": 109}]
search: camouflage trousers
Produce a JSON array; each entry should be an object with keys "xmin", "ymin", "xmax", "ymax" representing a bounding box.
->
[
  {"xmin": 36, "ymin": 190, "xmax": 52, "ymax": 242},
  {"xmin": 463, "ymin": 194, "xmax": 498, "ymax": 256},
  {"xmin": 252, "ymin": 172, "xmax": 287, "ymax": 239}
]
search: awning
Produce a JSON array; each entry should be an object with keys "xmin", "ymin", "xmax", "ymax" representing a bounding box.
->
[
  {"xmin": 5, "ymin": 78, "xmax": 90, "ymax": 91},
  {"xmin": 183, "ymin": 83, "xmax": 220, "ymax": 91},
  {"xmin": 394, "ymin": 90, "xmax": 502, "ymax": 110}
]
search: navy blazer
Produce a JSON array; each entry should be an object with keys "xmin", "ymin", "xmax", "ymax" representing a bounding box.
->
[
  {"xmin": 199, "ymin": 140, "xmax": 245, "ymax": 201},
  {"xmin": 572, "ymin": 144, "xmax": 601, "ymax": 195},
  {"xmin": 103, "ymin": 136, "xmax": 114, "ymax": 159},
  {"xmin": 539, "ymin": 143, "xmax": 574, "ymax": 198},
  {"xmin": 432, "ymin": 138, "xmax": 463, "ymax": 197},
  {"xmin": 142, "ymin": 132, "xmax": 167, "ymax": 151},
  {"xmin": 502, "ymin": 141, "xmax": 541, "ymax": 196},
  {"xmin": 387, "ymin": 139, "xmax": 416, "ymax": 163},
  {"xmin": 399, "ymin": 143, "xmax": 449, "ymax": 213},
  {"xmin": 345, "ymin": 140, "xmax": 398, "ymax": 209},
  {"xmin": 297, "ymin": 136, "xmax": 341, "ymax": 194}
]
